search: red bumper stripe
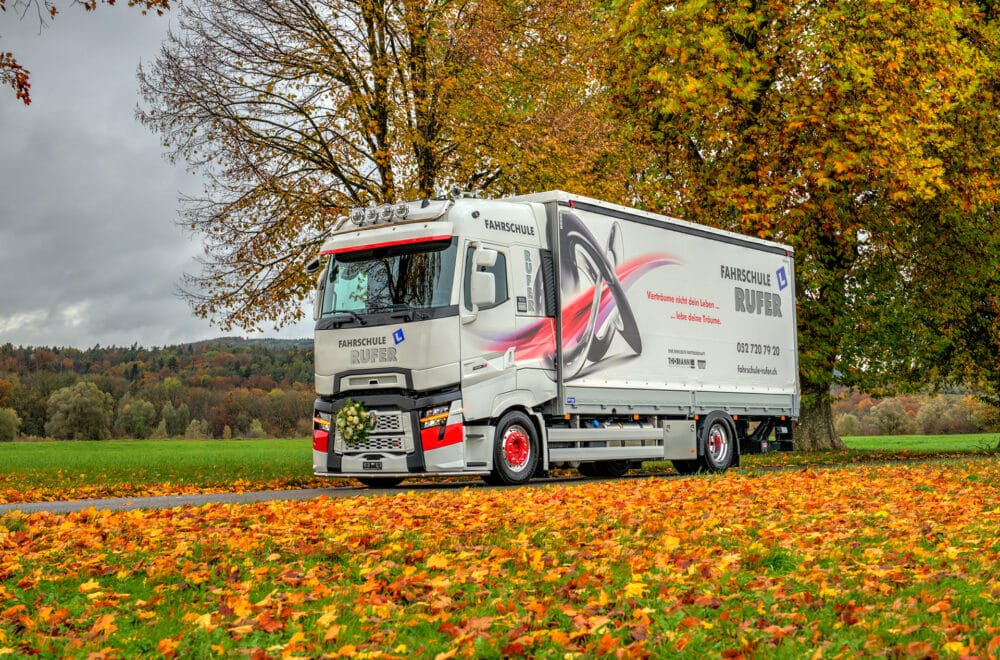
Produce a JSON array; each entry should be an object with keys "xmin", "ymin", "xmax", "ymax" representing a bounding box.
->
[{"xmin": 421, "ymin": 422, "xmax": 463, "ymax": 452}]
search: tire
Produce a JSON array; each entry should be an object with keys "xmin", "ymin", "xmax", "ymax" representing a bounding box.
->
[
  {"xmin": 487, "ymin": 411, "xmax": 539, "ymax": 485},
  {"xmin": 577, "ymin": 462, "xmax": 601, "ymax": 477},
  {"xmin": 698, "ymin": 412, "xmax": 736, "ymax": 473},
  {"xmin": 358, "ymin": 477, "xmax": 403, "ymax": 489}
]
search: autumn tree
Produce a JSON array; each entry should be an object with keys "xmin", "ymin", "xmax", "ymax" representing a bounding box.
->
[
  {"xmin": 1, "ymin": 0, "xmax": 170, "ymax": 105},
  {"xmin": 115, "ymin": 394, "xmax": 157, "ymax": 438},
  {"xmin": 608, "ymin": 0, "xmax": 1000, "ymax": 448},
  {"xmin": 0, "ymin": 407, "xmax": 20, "ymax": 441},
  {"xmin": 160, "ymin": 400, "xmax": 190, "ymax": 437},
  {"xmin": 45, "ymin": 380, "xmax": 114, "ymax": 440},
  {"xmin": 137, "ymin": 0, "xmax": 629, "ymax": 331}
]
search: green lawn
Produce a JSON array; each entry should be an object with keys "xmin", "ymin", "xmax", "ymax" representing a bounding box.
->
[
  {"xmin": 0, "ymin": 438, "xmax": 315, "ymax": 487},
  {"xmin": 0, "ymin": 439, "xmax": 331, "ymax": 502},
  {"xmin": 1, "ymin": 433, "xmax": 996, "ymax": 504},
  {"xmin": 843, "ymin": 433, "xmax": 1000, "ymax": 452}
]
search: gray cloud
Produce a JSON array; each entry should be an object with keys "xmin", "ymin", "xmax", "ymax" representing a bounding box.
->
[{"xmin": 0, "ymin": 7, "xmax": 312, "ymax": 348}]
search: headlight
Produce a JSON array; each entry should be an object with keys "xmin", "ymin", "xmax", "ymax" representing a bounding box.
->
[{"xmin": 420, "ymin": 405, "xmax": 450, "ymax": 429}]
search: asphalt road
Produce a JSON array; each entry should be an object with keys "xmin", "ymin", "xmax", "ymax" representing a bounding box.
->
[
  {"xmin": 0, "ymin": 488, "xmax": 346, "ymax": 515},
  {"xmin": 0, "ymin": 475, "xmax": 592, "ymax": 515}
]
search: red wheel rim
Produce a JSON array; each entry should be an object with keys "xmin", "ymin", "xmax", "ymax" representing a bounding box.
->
[{"xmin": 503, "ymin": 426, "xmax": 530, "ymax": 472}]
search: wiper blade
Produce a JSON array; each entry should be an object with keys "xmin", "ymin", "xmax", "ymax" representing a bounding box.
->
[{"xmin": 330, "ymin": 310, "xmax": 367, "ymax": 326}]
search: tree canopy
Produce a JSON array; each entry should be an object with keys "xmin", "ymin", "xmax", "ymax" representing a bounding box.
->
[
  {"xmin": 136, "ymin": 0, "xmax": 631, "ymax": 331},
  {"xmin": 608, "ymin": 0, "xmax": 1000, "ymax": 448},
  {"xmin": 45, "ymin": 380, "xmax": 115, "ymax": 440}
]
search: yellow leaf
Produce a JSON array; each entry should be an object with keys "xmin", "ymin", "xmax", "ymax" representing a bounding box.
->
[
  {"xmin": 426, "ymin": 553, "xmax": 449, "ymax": 569},
  {"xmin": 194, "ymin": 613, "xmax": 215, "ymax": 631},
  {"xmin": 624, "ymin": 582, "xmax": 648, "ymax": 598},
  {"xmin": 78, "ymin": 579, "xmax": 101, "ymax": 594},
  {"xmin": 942, "ymin": 641, "xmax": 967, "ymax": 654}
]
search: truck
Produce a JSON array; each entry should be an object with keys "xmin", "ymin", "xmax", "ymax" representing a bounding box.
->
[{"xmin": 308, "ymin": 190, "xmax": 798, "ymax": 487}]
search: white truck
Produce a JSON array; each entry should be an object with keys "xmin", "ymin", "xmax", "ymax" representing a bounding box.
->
[{"xmin": 309, "ymin": 190, "xmax": 798, "ymax": 487}]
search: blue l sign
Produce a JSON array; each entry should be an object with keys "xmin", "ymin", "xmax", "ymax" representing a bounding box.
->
[
  {"xmin": 776, "ymin": 267, "xmax": 788, "ymax": 291},
  {"xmin": 392, "ymin": 328, "xmax": 405, "ymax": 345}
]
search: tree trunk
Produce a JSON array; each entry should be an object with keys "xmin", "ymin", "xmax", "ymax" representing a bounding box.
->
[{"xmin": 795, "ymin": 383, "xmax": 846, "ymax": 451}]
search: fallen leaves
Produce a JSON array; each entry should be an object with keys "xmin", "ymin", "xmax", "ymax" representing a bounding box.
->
[{"xmin": 0, "ymin": 460, "xmax": 998, "ymax": 657}]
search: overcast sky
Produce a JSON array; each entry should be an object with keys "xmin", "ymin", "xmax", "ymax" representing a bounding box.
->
[{"xmin": 0, "ymin": 6, "xmax": 313, "ymax": 349}]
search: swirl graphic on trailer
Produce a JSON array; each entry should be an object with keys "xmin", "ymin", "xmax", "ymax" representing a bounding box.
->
[{"xmin": 478, "ymin": 211, "xmax": 680, "ymax": 380}]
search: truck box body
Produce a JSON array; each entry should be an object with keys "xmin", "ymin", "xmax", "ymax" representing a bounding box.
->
[
  {"xmin": 310, "ymin": 191, "xmax": 798, "ymax": 485},
  {"xmin": 513, "ymin": 191, "xmax": 798, "ymax": 418}
]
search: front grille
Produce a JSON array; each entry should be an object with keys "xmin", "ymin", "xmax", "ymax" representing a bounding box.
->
[
  {"xmin": 343, "ymin": 436, "xmax": 405, "ymax": 452},
  {"xmin": 339, "ymin": 410, "xmax": 407, "ymax": 454},
  {"xmin": 373, "ymin": 412, "xmax": 403, "ymax": 433}
]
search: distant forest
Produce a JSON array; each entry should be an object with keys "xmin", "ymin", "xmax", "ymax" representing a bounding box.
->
[
  {"xmin": 0, "ymin": 338, "xmax": 315, "ymax": 440},
  {"xmin": 3, "ymin": 338, "xmax": 997, "ymax": 442}
]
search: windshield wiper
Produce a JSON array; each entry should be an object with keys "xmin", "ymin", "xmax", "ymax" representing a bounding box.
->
[{"xmin": 330, "ymin": 310, "xmax": 367, "ymax": 326}]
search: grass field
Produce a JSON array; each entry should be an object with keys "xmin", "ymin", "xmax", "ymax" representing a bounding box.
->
[
  {"xmin": 0, "ymin": 439, "xmax": 334, "ymax": 503},
  {"xmin": 843, "ymin": 434, "xmax": 1000, "ymax": 452},
  {"xmin": 1, "ymin": 459, "xmax": 998, "ymax": 657},
  {"xmin": 1, "ymin": 434, "xmax": 996, "ymax": 504}
]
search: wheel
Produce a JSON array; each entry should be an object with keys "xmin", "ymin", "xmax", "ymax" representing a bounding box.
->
[
  {"xmin": 577, "ymin": 462, "xmax": 601, "ymax": 477},
  {"xmin": 357, "ymin": 477, "xmax": 403, "ymax": 489},
  {"xmin": 698, "ymin": 412, "xmax": 736, "ymax": 472},
  {"xmin": 486, "ymin": 411, "xmax": 539, "ymax": 485}
]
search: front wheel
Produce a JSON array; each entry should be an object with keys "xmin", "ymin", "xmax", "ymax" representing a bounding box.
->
[{"xmin": 484, "ymin": 411, "xmax": 539, "ymax": 485}]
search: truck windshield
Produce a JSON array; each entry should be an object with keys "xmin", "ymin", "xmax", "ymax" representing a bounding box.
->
[{"xmin": 321, "ymin": 238, "xmax": 458, "ymax": 318}]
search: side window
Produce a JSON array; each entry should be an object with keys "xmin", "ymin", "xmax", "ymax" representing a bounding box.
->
[{"xmin": 463, "ymin": 246, "xmax": 509, "ymax": 311}]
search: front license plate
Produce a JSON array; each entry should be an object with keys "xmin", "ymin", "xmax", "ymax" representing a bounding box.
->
[{"xmin": 362, "ymin": 461, "xmax": 382, "ymax": 471}]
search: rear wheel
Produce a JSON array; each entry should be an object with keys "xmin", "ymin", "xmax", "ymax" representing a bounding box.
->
[
  {"xmin": 357, "ymin": 477, "xmax": 403, "ymax": 489},
  {"xmin": 484, "ymin": 411, "xmax": 539, "ymax": 485},
  {"xmin": 698, "ymin": 412, "xmax": 736, "ymax": 472}
]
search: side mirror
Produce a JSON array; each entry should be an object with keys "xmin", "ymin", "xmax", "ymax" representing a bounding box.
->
[
  {"xmin": 312, "ymin": 260, "xmax": 327, "ymax": 321},
  {"xmin": 474, "ymin": 247, "xmax": 498, "ymax": 268},
  {"xmin": 470, "ymin": 271, "xmax": 495, "ymax": 308}
]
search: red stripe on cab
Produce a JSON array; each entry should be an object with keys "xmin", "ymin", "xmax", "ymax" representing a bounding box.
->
[{"xmin": 421, "ymin": 423, "xmax": 463, "ymax": 452}]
